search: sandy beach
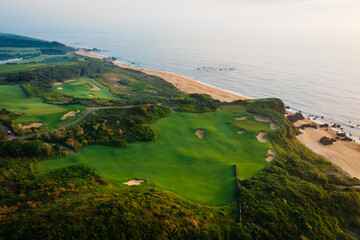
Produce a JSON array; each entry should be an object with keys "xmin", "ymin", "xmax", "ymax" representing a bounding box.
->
[
  {"xmin": 76, "ymin": 48, "xmax": 360, "ymax": 179},
  {"xmin": 289, "ymin": 114, "xmax": 360, "ymax": 179}
]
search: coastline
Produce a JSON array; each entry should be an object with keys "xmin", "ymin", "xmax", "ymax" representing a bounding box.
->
[
  {"xmin": 76, "ymin": 49, "xmax": 247, "ymax": 102},
  {"xmin": 75, "ymin": 47, "xmax": 360, "ymax": 179}
]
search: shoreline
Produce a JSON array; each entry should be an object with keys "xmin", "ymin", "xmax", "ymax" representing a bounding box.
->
[
  {"xmin": 74, "ymin": 47, "xmax": 360, "ymax": 179},
  {"xmin": 76, "ymin": 49, "xmax": 247, "ymax": 102}
]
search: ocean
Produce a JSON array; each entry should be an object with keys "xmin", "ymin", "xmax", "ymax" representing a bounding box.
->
[{"xmin": 26, "ymin": 31, "xmax": 360, "ymax": 141}]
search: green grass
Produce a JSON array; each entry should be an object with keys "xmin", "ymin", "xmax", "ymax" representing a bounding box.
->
[
  {"xmin": 52, "ymin": 77, "xmax": 117, "ymax": 99},
  {"xmin": 0, "ymin": 63, "xmax": 46, "ymax": 73},
  {"xmin": 0, "ymin": 85, "xmax": 86, "ymax": 130},
  {"xmin": 37, "ymin": 105, "xmax": 272, "ymax": 205}
]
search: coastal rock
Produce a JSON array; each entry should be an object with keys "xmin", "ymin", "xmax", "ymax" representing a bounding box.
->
[
  {"xmin": 342, "ymin": 136, "xmax": 353, "ymax": 142},
  {"xmin": 319, "ymin": 137, "xmax": 336, "ymax": 145},
  {"xmin": 287, "ymin": 112, "xmax": 304, "ymax": 123},
  {"xmin": 320, "ymin": 123, "xmax": 329, "ymax": 128},
  {"xmin": 336, "ymin": 132, "xmax": 346, "ymax": 137},
  {"xmin": 298, "ymin": 123, "xmax": 317, "ymax": 129}
]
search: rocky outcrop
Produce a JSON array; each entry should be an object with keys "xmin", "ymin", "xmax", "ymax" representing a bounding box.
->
[
  {"xmin": 319, "ymin": 136, "xmax": 336, "ymax": 145},
  {"xmin": 287, "ymin": 112, "xmax": 304, "ymax": 123},
  {"xmin": 298, "ymin": 123, "xmax": 317, "ymax": 129}
]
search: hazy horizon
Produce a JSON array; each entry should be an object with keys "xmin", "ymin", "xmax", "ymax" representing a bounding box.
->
[{"xmin": 1, "ymin": 0, "xmax": 360, "ymax": 39}]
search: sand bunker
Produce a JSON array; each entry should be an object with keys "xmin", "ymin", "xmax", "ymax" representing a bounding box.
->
[
  {"xmin": 266, "ymin": 149, "xmax": 275, "ymax": 162},
  {"xmin": 90, "ymin": 83, "xmax": 101, "ymax": 91},
  {"xmin": 235, "ymin": 115, "xmax": 248, "ymax": 121},
  {"xmin": 123, "ymin": 179, "xmax": 145, "ymax": 186},
  {"xmin": 256, "ymin": 131, "xmax": 267, "ymax": 143},
  {"xmin": 88, "ymin": 94, "xmax": 94, "ymax": 97},
  {"xmin": 270, "ymin": 123, "xmax": 278, "ymax": 130},
  {"xmin": 64, "ymin": 79, "xmax": 77, "ymax": 83},
  {"xmin": 195, "ymin": 129, "xmax": 206, "ymax": 139},
  {"xmin": 254, "ymin": 114, "xmax": 271, "ymax": 122},
  {"xmin": 53, "ymin": 82, "xmax": 62, "ymax": 85},
  {"xmin": 19, "ymin": 122, "xmax": 43, "ymax": 129},
  {"xmin": 61, "ymin": 110, "xmax": 80, "ymax": 120},
  {"xmin": 237, "ymin": 129, "xmax": 246, "ymax": 134},
  {"xmin": 57, "ymin": 87, "xmax": 63, "ymax": 90}
]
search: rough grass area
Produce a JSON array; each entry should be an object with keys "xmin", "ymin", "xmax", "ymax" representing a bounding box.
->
[
  {"xmin": 52, "ymin": 77, "xmax": 117, "ymax": 99},
  {"xmin": 37, "ymin": 105, "xmax": 272, "ymax": 205},
  {"xmin": 97, "ymin": 69, "xmax": 183, "ymax": 99},
  {"xmin": 0, "ymin": 85, "xmax": 85, "ymax": 130}
]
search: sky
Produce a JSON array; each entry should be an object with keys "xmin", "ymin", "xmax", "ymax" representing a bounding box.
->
[{"xmin": 1, "ymin": 0, "xmax": 360, "ymax": 40}]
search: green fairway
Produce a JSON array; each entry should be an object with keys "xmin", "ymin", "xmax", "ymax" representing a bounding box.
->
[
  {"xmin": 52, "ymin": 77, "xmax": 116, "ymax": 99},
  {"xmin": 38, "ymin": 106, "xmax": 272, "ymax": 205},
  {"xmin": 0, "ymin": 63, "xmax": 46, "ymax": 73},
  {"xmin": 0, "ymin": 85, "xmax": 85, "ymax": 130}
]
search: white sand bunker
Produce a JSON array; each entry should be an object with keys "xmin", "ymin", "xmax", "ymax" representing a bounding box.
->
[
  {"xmin": 64, "ymin": 79, "xmax": 77, "ymax": 83},
  {"xmin": 266, "ymin": 149, "xmax": 275, "ymax": 162},
  {"xmin": 19, "ymin": 122, "xmax": 43, "ymax": 129},
  {"xmin": 61, "ymin": 110, "xmax": 80, "ymax": 120},
  {"xmin": 53, "ymin": 82, "xmax": 62, "ymax": 85},
  {"xmin": 254, "ymin": 114, "xmax": 271, "ymax": 122},
  {"xmin": 90, "ymin": 83, "xmax": 101, "ymax": 91},
  {"xmin": 270, "ymin": 123, "xmax": 278, "ymax": 130},
  {"xmin": 235, "ymin": 115, "xmax": 248, "ymax": 121},
  {"xmin": 57, "ymin": 87, "xmax": 63, "ymax": 90},
  {"xmin": 123, "ymin": 179, "xmax": 145, "ymax": 186},
  {"xmin": 268, "ymin": 149, "xmax": 275, "ymax": 155},
  {"xmin": 89, "ymin": 94, "xmax": 94, "ymax": 97},
  {"xmin": 237, "ymin": 129, "xmax": 246, "ymax": 134},
  {"xmin": 256, "ymin": 131, "xmax": 267, "ymax": 143},
  {"xmin": 195, "ymin": 129, "xmax": 206, "ymax": 139}
]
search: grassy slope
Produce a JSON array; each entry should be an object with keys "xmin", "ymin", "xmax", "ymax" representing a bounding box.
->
[
  {"xmin": 37, "ymin": 105, "xmax": 271, "ymax": 205},
  {"xmin": 52, "ymin": 77, "xmax": 116, "ymax": 99},
  {"xmin": 0, "ymin": 85, "xmax": 85, "ymax": 130}
]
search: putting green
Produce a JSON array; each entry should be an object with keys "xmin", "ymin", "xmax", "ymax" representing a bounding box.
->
[
  {"xmin": 0, "ymin": 85, "xmax": 85, "ymax": 130},
  {"xmin": 52, "ymin": 77, "xmax": 116, "ymax": 99},
  {"xmin": 37, "ymin": 106, "xmax": 272, "ymax": 205}
]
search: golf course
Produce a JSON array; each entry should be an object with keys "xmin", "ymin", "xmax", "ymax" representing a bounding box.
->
[
  {"xmin": 0, "ymin": 85, "xmax": 86, "ymax": 130},
  {"xmin": 52, "ymin": 77, "xmax": 116, "ymax": 99},
  {"xmin": 37, "ymin": 105, "xmax": 273, "ymax": 205}
]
